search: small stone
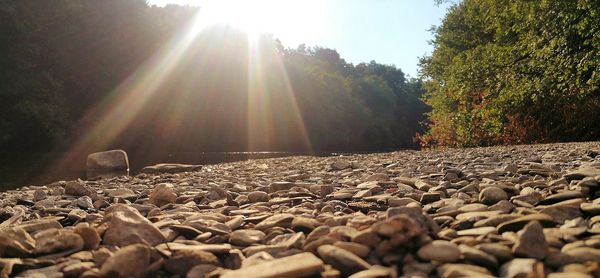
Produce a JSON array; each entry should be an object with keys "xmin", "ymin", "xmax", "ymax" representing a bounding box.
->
[
  {"xmin": 149, "ymin": 183, "xmax": 177, "ymax": 206},
  {"xmin": 102, "ymin": 204, "xmax": 166, "ymax": 247},
  {"xmin": 479, "ymin": 187, "xmax": 508, "ymax": 205},
  {"xmin": 62, "ymin": 262, "xmax": 95, "ymax": 278},
  {"xmin": 34, "ymin": 230, "xmax": 84, "ymax": 255},
  {"xmin": 499, "ymin": 258, "xmax": 537, "ymax": 278},
  {"xmin": 581, "ymin": 203, "xmax": 600, "ymax": 215},
  {"xmin": 563, "ymin": 247, "xmax": 600, "ymax": 263},
  {"xmin": 64, "ymin": 181, "xmax": 94, "ymax": 197},
  {"xmin": 248, "ymin": 191, "xmax": 269, "ymax": 203},
  {"xmin": 255, "ymin": 214, "xmax": 294, "ymax": 230},
  {"xmin": 476, "ymin": 243, "xmax": 512, "ymax": 262},
  {"xmin": 537, "ymin": 191, "xmax": 585, "ymax": 205},
  {"xmin": 333, "ymin": 242, "xmax": 370, "ymax": 258},
  {"xmin": 420, "ymin": 193, "xmax": 441, "ymax": 204},
  {"xmin": 229, "ymin": 229, "xmax": 266, "ymax": 246},
  {"xmin": 417, "ymin": 240, "xmax": 460, "ymax": 263},
  {"xmin": 269, "ymin": 182, "xmax": 294, "ymax": 192},
  {"xmin": 317, "ymin": 244, "xmax": 371, "ymax": 276},
  {"xmin": 164, "ymin": 249, "xmax": 219, "ymax": 276},
  {"xmin": 186, "ymin": 264, "xmax": 221, "ymax": 278},
  {"xmin": 459, "ymin": 244, "xmax": 498, "ymax": 268},
  {"xmin": 107, "ymin": 188, "xmax": 137, "ymax": 199},
  {"xmin": 220, "ymin": 252, "xmax": 324, "ymax": 278},
  {"xmin": 74, "ymin": 225, "xmax": 101, "ymax": 250},
  {"xmin": 513, "ymin": 221, "xmax": 548, "ymax": 260},
  {"xmin": 33, "ymin": 189, "xmax": 47, "ymax": 201},
  {"xmin": 497, "ymin": 213, "xmax": 555, "ymax": 233},
  {"xmin": 99, "ymin": 244, "xmax": 150, "ymax": 278},
  {"xmin": 331, "ymin": 160, "xmax": 352, "ymax": 170},
  {"xmin": 76, "ymin": 196, "xmax": 94, "ymax": 209}
]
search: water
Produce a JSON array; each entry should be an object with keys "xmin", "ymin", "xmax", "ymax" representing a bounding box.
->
[{"xmin": 0, "ymin": 151, "xmax": 337, "ymax": 190}]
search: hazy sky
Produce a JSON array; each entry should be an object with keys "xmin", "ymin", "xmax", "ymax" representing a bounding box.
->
[{"xmin": 147, "ymin": 0, "xmax": 451, "ymax": 77}]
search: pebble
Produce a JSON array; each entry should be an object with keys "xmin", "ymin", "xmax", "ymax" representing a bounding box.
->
[
  {"xmin": 479, "ymin": 187, "xmax": 508, "ymax": 205},
  {"xmin": 417, "ymin": 240, "xmax": 461, "ymax": 263},
  {"xmin": 317, "ymin": 244, "xmax": 371, "ymax": 276},
  {"xmin": 1, "ymin": 142, "xmax": 600, "ymax": 277},
  {"xmin": 99, "ymin": 244, "xmax": 150, "ymax": 278}
]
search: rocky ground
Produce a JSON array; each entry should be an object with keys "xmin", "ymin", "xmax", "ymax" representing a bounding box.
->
[{"xmin": 1, "ymin": 142, "xmax": 600, "ymax": 278}]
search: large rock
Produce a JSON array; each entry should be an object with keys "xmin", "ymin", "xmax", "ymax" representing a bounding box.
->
[
  {"xmin": 86, "ymin": 149, "xmax": 129, "ymax": 179},
  {"xmin": 102, "ymin": 204, "xmax": 166, "ymax": 247}
]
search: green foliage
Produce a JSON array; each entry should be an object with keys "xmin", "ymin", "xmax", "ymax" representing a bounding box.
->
[{"xmin": 420, "ymin": 0, "xmax": 600, "ymax": 147}]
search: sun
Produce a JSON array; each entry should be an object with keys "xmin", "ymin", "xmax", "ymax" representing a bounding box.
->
[{"xmin": 188, "ymin": 0, "xmax": 324, "ymax": 45}]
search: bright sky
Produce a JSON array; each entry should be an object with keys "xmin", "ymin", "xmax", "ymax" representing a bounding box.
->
[{"xmin": 147, "ymin": 0, "xmax": 451, "ymax": 77}]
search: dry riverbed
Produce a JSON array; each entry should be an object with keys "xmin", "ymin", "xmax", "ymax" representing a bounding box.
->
[{"xmin": 1, "ymin": 142, "xmax": 600, "ymax": 277}]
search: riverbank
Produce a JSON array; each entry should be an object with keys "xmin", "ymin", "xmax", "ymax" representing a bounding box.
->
[{"xmin": 0, "ymin": 141, "xmax": 599, "ymax": 277}]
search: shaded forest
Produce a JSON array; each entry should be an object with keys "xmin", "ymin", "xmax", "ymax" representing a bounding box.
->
[
  {"xmin": 0, "ymin": 0, "xmax": 427, "ymax": 185},
  {"xmin": 420, "ymin": 0, "xmax": 600, "ymax": 147}
]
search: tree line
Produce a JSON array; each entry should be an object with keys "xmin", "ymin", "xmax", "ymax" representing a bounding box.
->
[{"xmin": 420, "ymin": 0, "xmax": 600, "ymax": 146}]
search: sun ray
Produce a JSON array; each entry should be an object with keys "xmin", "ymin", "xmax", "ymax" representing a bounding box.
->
[{"xmin": 52, "ymin": 10, "xmax": 210, "ymax": 171}]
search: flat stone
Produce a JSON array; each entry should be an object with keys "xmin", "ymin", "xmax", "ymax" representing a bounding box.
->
[
  {"xmin": 563, "ymin": 247, "xmax": 600, "ymax": 263},
  {"xmin": 497, "ymin": 213, "xmax": 555, "ymax": 233},
  {"xmin": 581, "ymin": 203, "xmax": 600, "ymax": 215},
  {"xmin": 456, "ymin": 226, "xmax": 496, "ymax": 236},
  {"xmin": 164, "ymin": 249, "xmax": 219, "ymax": 276},
  {"xmin": 417, "ymin": 240, "xmax": 460, "ymax": 263},
  {"xmin": 141, "ymin": 163, "xmax": 201, "ymax": 174},
  {"xmin": 220, "ymin": 252, "xmax": 324, "ymax": 278},
  {"xmin": 459, "ymin": 244, "xmax": 498, "ymax": 268},
  {"xmin": 229, "ymin": 229, "xmax": 266, "ymax": 246},
  {"xmin": 420, "ymin": 193, "xmax": 441, "ymax": 204},
  {"xmin": 254, "ymin": 214, "xmax": 294, "ymax": 230},
  {"xmin": 540, "ymin": 205, "xmax": 582, "ymax": 224},
  {"xmin": 476, "ymin": 243, "xmax": 512, "ymax": 262},
  {"xmin": 317, "ymin": 244, "xmax": 371, "ymax": 276},
  {"xmin": 564, "ymin": 167, "xmax": 600, "ymax": 180},
  {"xmin": 34, "ymin": 229, "xmax": 84, "ymax": 255},
  {"xmin": 499, "ymin": 258, "xmax": 537, "ymax": 278},
  {"xmin": 537, "ymin": 191, "xmax": 585, "ymax": 205},
  {"xmin": 107, "ymin": 188, "xmax": 137, "ymax": 199}
]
